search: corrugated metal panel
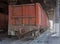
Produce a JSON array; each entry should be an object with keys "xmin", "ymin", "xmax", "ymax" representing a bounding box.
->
[{"xmin": 8, "ymin": 3, "xmax": 48, "ymax": 31}]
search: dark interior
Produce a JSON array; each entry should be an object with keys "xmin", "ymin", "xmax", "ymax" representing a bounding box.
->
[{"xmin": 0, "ymin": 0, "xmax": 56, "ymax": 34}]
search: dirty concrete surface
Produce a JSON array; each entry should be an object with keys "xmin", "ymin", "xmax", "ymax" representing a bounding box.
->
[{"xmin": 0, "ymin": 30, "xmax": 60, "ymax": 44}]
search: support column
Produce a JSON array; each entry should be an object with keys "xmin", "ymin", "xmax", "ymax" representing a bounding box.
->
[{"xmin": 53, "ymin": 0, "xmax": 60, "ymax": 37}]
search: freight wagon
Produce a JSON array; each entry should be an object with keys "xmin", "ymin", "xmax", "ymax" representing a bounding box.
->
[
  {"xmin": 8, "ymin": 3, "xmax": 49, "ymax": 39},
  {"xmin": 0, "ymin": 13, "xmax": 8, "ymax": 33}
]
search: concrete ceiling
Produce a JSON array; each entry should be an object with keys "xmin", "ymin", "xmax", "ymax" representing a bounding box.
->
[
  {"xmin": 0, "ymin": 0, "xmax": 56, "ymax": 15},
  {"xmin": 0, "ymin": 0, "xmax": 8, "ymax": 14}
]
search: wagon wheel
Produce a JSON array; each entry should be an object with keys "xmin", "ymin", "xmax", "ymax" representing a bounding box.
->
[
  {"xmin": 31, "ymin": 30, "xmax": 40, "ymax": 39},
  {"xmin": 15, "ymin": 31, "xmax": 21, "ymax": 39}
]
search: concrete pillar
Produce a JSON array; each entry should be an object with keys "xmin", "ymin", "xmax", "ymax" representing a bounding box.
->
[{"xmin": 53, "ymin": 0, "xmax": 60, "ymax": 37}]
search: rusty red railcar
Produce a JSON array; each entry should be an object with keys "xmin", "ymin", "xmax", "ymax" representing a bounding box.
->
[
  {"xmin": 0, "ymin": 13, "xmax": 8, "ymax": 32},
  {"xmin": 8, "ymin": 3, "xmax": 49, "ymax": 38}
]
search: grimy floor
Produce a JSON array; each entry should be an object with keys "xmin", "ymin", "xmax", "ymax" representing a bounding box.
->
[{"xmin": 0, "ymin": 30, "xmax": 60, "ymax": 44}]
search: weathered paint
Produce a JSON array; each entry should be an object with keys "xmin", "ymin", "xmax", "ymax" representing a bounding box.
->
[{"xmin": 8, "ymin": 3, "xmax": 48, "ymax": 35}]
